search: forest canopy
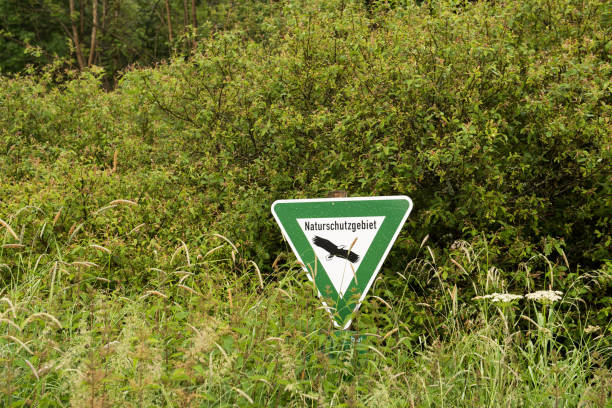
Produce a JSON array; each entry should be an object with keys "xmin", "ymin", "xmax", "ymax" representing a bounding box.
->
[{"xmin": 0, "ymin": 0, "xmax": 278, "ymax": 83}]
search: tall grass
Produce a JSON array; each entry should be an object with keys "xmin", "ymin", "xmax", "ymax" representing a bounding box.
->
[{"xmin": 0, "ymin": 206, "xmax": 609, "ymax": 407}]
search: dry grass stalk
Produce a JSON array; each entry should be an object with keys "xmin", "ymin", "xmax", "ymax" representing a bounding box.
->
[
  {"xmin": 177, "ymin": 284, "xmax": 199, "ymax": 295},
  {"xmin": 37, "ymin": 362, "xmax": 55, "ymax": 377},
  {"xmin": 368, "ymin": 345, "xmax": 386, "ymax": 359},
  {"xmin": 128, "ymin": 223, "xmax": 145, "ymax": 235},
  {"xmin": 233, "ymin": 387, "xmax": 254, "ymax": 404},
  {"xmin": 24, "ymin": 359, "xmax": 39, "ymax": 380},
  {"xmin": 212, "ymin": 233, "xmax": 239, "ymax": 253},
  {"xmin": 38, "ymin": 221, "xmax": 47, "ymax": 238},
  {"xmin": 0, "ymin": 318, "xmax": 21, "ymax": 332},
  {"xmin": 22, "ymin": 312, "xmax": 62, "ymax": 329},
  {"xmin": 276, "ymin": 288, "xmax": 292, "ymax": 299},
  {"xmin": 520, "ymin": 314, "xmax": 541, "ymax": 329},
  {"xmin": 177, "ymin": 274, "xmax": 192, "ymax": 285},
  {"xmin": 3, "ymin": 335, "xmax": 34, "ymax": 354},
  {"xmin": 102, "ymin": 340, "xmax": 120, "ymax": 350},
  {"xmin": 204, "ymin": 245, "xmax": 224, "ymax": 258},
  {"xmin": 93, "ymin": 199, "xmax": 138, "ymax": 215},
  {"xmin": 93, "ymin": 204, "xmax": 117, "ymax": 214},
  {"xmin": 392, "ymin": 337, "xmax": 410, "ymax": 349},
  {"xmin": 250, "ymin": 261, "xmax": 264, "ymax": 289},
  {"xmin": 382, "ymin": 327, "xmax": 398, "ymax": 341},
  {"xmin": 186, "ymin": 324, "xmax": 201, "ymax": 336},
  {"xmin": 108, "ymin": 199, "xmax": 138, "ymax": 206},
  {"xmin": 271, "ymin": 254, "xmax": 284, "ymax": 270},
  {"xmin": 180, "ymin": 240, "xmax": 191, "ymax": 266},
  {"xmin": 420, "ymin": 234, "xmax": 429, "ymax": 249},
  {"xmin": 112, "ymin": 149, "xmax": 118, "ymax": 173},
  {"xmin": 90, "ymin": 244, "xmax": 111, "ymax": 254},
  {"xmin": 52, "ymin": 207, "xmax": 62, "ymax": 226},
  {"xmin": 0, "ymin": 218, "xmax": 19, "ymax": 241},
  {"xmin": 350, "ymin": 263, "xmax": 357, "ymax": 285},
  {"xmin": 149, "ymin": 268, "xmax": 166, "ymax": 277},
  {"xmin": 348, "ymin": 237, "xmax": 358, "ymax": 253},
  {"xmin": 49, "ymin": 262, "xmax": 58, "ymax": 302},
  {"xmin": 426, "ymin": 246, "xmax": 436, "ymax": 264},
  {"xmin": 450, "ymin": 257, "xmax": 467, "ymax": 275},
  {"xmin": 371, "ymin": 295, "xmax": 393, "ymax": 310},
  {"xmin": 214, "ymin": 342, "xmax": 229, "ymax": 360},
  {"xmin": 0, "ymin": 297, "xmax": 17, "ymax": 318},
  {"xmin": 141, "ymin": 290, "xmax": 168, "ymax": 299},
  {"xmin": 227, "ymin": 288, "xmax": 233, "ymax": 309},
  {"xmin": 561, "ymin": 249, "xmax": 570, "ymax": 271},
  {"xmin": 68, "ymin": 222, "xmax": 84, "ymax": 242},
  {"xmin": 171, "ymin": 245, "xmax": 181, "ymax": 265},
  {"xmin": 2, "ymin": 244, "xmax": 25, "ymax": 249},
  {"xmin": 72, "ymin": 261, "xmax": 99, "ymax": 268}
]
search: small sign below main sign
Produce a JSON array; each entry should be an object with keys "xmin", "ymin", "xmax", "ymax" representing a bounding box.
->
[{"xmin": 271, "ymin": 196, "xmax": 413, "ymax": 329}]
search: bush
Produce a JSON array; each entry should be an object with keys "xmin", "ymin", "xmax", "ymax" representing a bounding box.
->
[{"xmin": 1, "ymin": 0, "xmax": 610, "ymax": 339}]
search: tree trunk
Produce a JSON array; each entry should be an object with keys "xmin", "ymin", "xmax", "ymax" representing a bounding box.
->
[
  {"xmin": 191, "ymin": 0, "xmax": 197, "ymax": 49},
  {"xmin": 183, "ymin": 0, "xmax": 189, "ymax": 51},
  {"xmin": 113, "ymin": 2, "xmax": 119, "ymax": 71},
  {"xmin": 102, "ymin": 0, "xmax": 107, "ymax": 31},
  {"xmin": 88, "ymin": 0, "xmax": 98, "ymax": 67},
  {"xmin": 69, "ymin": 0, "xmax": 85, "ymax": 70},
  {"xmin": 165, "ymin": 0, "xmax": 173, "ymax": 44},
  {"xmin": 183, "ymin": 0, "xmax": 189, "ymax": 27},
  {"xmin": 191, "ymin": 0, "xmax": 197, "ymax": 29},
  {"xmin": 79, "ymin": 0, "xmax": 84, "ymax": 36}
]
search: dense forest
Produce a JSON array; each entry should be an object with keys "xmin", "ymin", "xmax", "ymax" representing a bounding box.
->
[
  {"xmin": 1, "ymin": 0, "xmax": 281, "ymax": 85},
  {"xmin": 0, "ymin": 0, "xmax": 611, "ymax": 406}
]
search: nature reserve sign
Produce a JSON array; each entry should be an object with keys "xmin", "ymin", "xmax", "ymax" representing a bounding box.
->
[{"xmin": 271, "ymin": 196, "xmax": 413, "ymax": 329}]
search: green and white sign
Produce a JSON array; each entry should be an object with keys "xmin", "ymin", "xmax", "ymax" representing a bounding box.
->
[{"xmin": 271, "ymin": 196, "xmax": 413, "ymax": 329}]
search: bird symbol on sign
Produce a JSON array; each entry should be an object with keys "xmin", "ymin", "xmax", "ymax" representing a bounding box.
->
[{"xmin": 312, "ymin": 236, "xmax": 360, "ymax": 263}]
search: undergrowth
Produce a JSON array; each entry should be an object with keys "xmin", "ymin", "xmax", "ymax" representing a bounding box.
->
[{"xmin": 1, "ymin": 205, "xmax": 609, "ymax": 407}]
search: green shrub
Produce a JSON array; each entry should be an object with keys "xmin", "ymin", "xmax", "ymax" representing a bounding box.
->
[{"xmin": 1, "ymin": 0, "xmax": 610, "ymax": 341}]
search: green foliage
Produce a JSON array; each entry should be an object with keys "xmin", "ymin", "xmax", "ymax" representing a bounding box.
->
[
  {"xmin": 0, "ymin": 0, "xmax": 286, "ymax": 81},
  {"xmin": 1, "ymin": 0, "xmax": 610, "ymax": 331},
  {"xmin": 0, "ymin": 208, "xmax": 610, "ymax": 406},
  {"xmin": 0, "ymin": 0, "xmax": 610, "ymax": 404},
  {"xmin": 0, "ymin": 0, "xmax": 70, "ymax": 72}
]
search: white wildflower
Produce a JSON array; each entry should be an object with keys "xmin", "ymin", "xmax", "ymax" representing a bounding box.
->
[
  {"xmin": 525, "ymin": 290, "xmax": 562, "ymax": 304},
  {"xmin": 584, "ymin": 325, "xmax": 600, "ymax": 334},
  {"xmin": 491, "ymin": 293, "xmax": 523, "ymax": 303},
  {"xmin": 472, "ymin": 293, "xmax": 523, "ymax": 303}
]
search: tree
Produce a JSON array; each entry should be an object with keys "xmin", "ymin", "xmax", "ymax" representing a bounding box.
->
[{"xmin": 69, "ymin": 0, "xmax": 85, "ymax": 69}]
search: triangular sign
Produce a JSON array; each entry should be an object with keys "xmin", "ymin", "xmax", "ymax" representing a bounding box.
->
[{"xmin": 271, "ymin": 196, "xmax": 413, "ymax": 329}]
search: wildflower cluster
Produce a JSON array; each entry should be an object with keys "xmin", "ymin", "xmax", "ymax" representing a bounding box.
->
[
  {"xmin": 473, "ymin": 290, "xmax": 564, "ymax": 305},
  {"xmin": 524, "ymin": 290, "xmax": 563, "ymax": 304},
  {"xmin": 472, "ymin": 293, "xmax": 523, "ymax": 303}
]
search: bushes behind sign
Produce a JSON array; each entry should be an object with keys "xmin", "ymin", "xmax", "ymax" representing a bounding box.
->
[{"xmin": 0, "ymin": 0, "xmax": 610, "ymax": 337}]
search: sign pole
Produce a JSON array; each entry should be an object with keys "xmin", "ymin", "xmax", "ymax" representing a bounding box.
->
[
  {"xmin": 327, "ymin": 190, "xmax": 348, "ymax": 198},
  {"xmin": 325, "ymin": 191, "xmax": 363, "ymax": 352}
]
